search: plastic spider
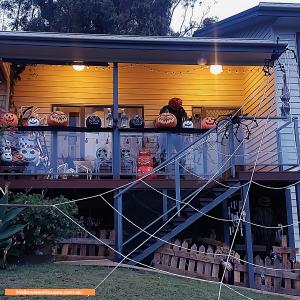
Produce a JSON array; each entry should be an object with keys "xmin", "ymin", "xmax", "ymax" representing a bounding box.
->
[{"xmin": 215, "ymin": 114, "xmax": 258, "ymax": 145}]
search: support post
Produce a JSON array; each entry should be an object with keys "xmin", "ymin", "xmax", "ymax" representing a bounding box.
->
[
  {"xmin": 203, "ymin": 136, "xmax": 208, "ymax": 178},
  {"xmin": 162, "ymin": 189, "xmax": 168, "ymax": 222},
  {"xmin": 285, "ymin": 188, "xmax": 295, "ymax": 248},
  {"xmin": 222, "ymin": 200, "xmax": 230, "ymax": 245},
  {"xmin": 114, "ymin": 190, "xmax": 123, "ymax": 262},
  {"xmin": 293, "ymin": 117, "xmax": 300, "ymax": 164},
  {"xmin": 51, "ymin": 131, "xmax": 58, "ymax": 177},
  {"xmin": 175, "ymin": 161, "xmax": 181, "ymax": 216},
  {"xmin": 296, "ymin": 183, "xmax": 300, "ymax": 237},
  {"xmin": 112, "ymin": 62, "xmax": 120, "ymax": 178},
  {"xmin": 242, "ymin": 184, "xmax": 255, "ymax": 289},
  {"xmin": 229, "ymin": 123, "xmax": 236, "ymax": 177}
]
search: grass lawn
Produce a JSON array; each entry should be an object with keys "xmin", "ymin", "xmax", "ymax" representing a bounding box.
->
[{"xmin": 0, "ymin": 262, "xmax": 291, "ymax": 300}]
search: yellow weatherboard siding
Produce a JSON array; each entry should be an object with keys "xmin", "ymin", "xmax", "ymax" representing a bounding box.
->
[{"xmin": 12, "ymin": 64, "xmax": 269, "ymax": 125}]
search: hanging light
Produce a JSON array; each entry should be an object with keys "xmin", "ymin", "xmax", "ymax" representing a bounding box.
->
[
  {"xmin": 72, "ymin": 64, "xmax": 86, "ymax": 71},
  {"xmin": 210, "ymin": 65, "xmax": 223, "ymax": 75}
]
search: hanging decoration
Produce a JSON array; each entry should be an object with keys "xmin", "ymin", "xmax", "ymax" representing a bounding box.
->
[
  {"xmin": 86, "ymin": 115, "xmax": 102, "ymax": 129},
  {"xmin": 215, "ymin": 114, "xmax": 258, "ymax": 144},
  {"xmin": 227, "ymin": 199, "xmax": 246, "ymax": 237},
  {"xmin": 129, "ymin": 115, "xmax": 145, "ymax": 129},
  {"xmin": 47, "ymin": 111, "xmax": 68, "ymax": 126},
  {"xmin": 280, "ymin": 68, "xmax": 291, "ymax": 118}
]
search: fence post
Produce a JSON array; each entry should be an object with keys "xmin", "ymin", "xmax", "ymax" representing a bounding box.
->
[
  {"xmin": 114, "ymin": 189, "xmax": 123, "ymax": 262},
  {"xmin": 242, "ymin": 184, "xmax": 255, "ymax": 289}
]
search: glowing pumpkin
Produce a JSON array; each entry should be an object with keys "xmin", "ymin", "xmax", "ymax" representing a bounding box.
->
[
  {"xmin": 0, "ymin": 112, "xmax": 18, "ymax": 127},
  {"xmin": 137, "ymin": 166, "xmax": 156, "ymax": 180},
  {"xmin": 47, "ymin": 111, "xmax": 68, "ymax": 126},
  {"xmin": 201, "ymin": 117, "xmax": 215, "ymax": 129},
  {"xmin": 155, "ymin": 113, "xmax": 177, "ymax": 128}
]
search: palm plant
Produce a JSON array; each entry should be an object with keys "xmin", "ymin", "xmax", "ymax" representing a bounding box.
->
[{"xmin": 0, "ymin": 193, "xmax": 26, "ymax": 269}]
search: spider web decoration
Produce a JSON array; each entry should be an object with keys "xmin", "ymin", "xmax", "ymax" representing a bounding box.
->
[{"xmin": 215, "ymin": 114, "xmax": 258, "ymax": 145}]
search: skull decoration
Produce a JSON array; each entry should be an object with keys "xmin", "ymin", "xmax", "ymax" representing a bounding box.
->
[
  {"xmin": 129, "ymin": 115, "xmax": 144, "ymax": 129},
  {"xmin": 182, "ymin": 118, "xmax": 194, "ymax": 129},
  {"xmin": 19, "ymin": 148, "xmax": 40, "ymax": 165},
  {"xmin": 47, "ymin": 111, "xmax": 68, "ymax": 126},
  {"xmin": 86, "ymin": 115, "xmax": 102, "ymax": 129},
  {"xmin": 201, "ymin": 117, "xmax": 216, "ymax": 129},
  {"xmin": 155, "ymin": 113, "xmax": 177, "ymax": 128},
  {"xmin": 121, "ymin": 148, "xmax": 131, "ymax": 159},
  {"xmin": 0, "ymin": 112, "xmax": 18, "ymax": 127},
  {"xmin": 96, "ymin": 148, "xmax": 108, "ymax": 161},
  {"xmin": 0, "ymin": 147, "xmax": 12, "ymax": 164}
]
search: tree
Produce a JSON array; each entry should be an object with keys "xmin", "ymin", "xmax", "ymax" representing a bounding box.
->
[{"xmin": 0, "ymin": 0, "xmax": 217, "ymax": 36}]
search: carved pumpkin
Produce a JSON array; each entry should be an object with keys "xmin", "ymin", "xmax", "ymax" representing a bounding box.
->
[
  {"xmin": 86, "ymin": 115, "xmax": 102, "ymax": 129},
  {"xmin": 137, "ymin": 166, "xmax": 156, "ymax": 180},
  {"xmin": 201, "ymin": 117, "xmax": 215, "ymax": 129},
  {"xmin": 129, "ymin": 115, "xmax": 145, "ymax": 129},
  {"xmin": 12, "ymin": 151, "xmax": 26, "ymax": 165},
  {"xmin": 182, "ymin": 120, "xmax": 194, "ymax": 128},
  {"xmin": 0, "ymin": 112, "xmax": 18, "ymax": 127},
  {"xmin": 155, "ymin": 113, "xmax": 177, "ymax": 128},
  {"xmin": 47, "ymin": 111, "xmax": 68, "ymax": 126}
]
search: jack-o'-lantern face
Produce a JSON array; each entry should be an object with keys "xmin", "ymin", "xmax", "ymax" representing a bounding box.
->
[
  {"xmin": 0, "ymin": 112, "xmax": 18, "ymax": 127},
  {"xmin": 201, "ymin": 117, "xmax": 215, "ymax": 129},
  {"xmin": 86, "ymin": 115, "xmax": 102, "ymax": 129},
  {"xmin": 183, "ymin": 120, "xmax": 194, "ymax": 128},
  {"xmin": 12, "ymin": 151, "xmax": 26, "ymax": 164},
  {"xmin": 155, "ymin": 113, "xmax": 177, "ymax": 128},
  {"xmin": 27, "ymin": 117, "xmax": 40, "ymax": 126},
  {"xmin": 19, "ymin": 148, "xmax": 40, "ymax": 164},
  {"xmin": 47, "ymin": 111, "xmax": 68, "ymax": 126},
  {"xmin": 168, "ymin": 98, "xmax": 182, "ymax": 111}
]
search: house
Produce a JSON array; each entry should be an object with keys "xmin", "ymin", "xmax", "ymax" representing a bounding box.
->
[{"xmin": 0, "ymin": 2, "xmax": 299, "ymax": 290}]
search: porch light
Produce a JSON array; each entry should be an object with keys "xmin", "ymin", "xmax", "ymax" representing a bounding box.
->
[
  {"xmin": 210, "ymin": 65, "xmax": 223, "ymax": 75},
  {"xmin": 72, "ymin": 64, "xmax": 86, "ymax": 71}
]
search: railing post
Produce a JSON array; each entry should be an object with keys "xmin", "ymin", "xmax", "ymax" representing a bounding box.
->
[
  {"xmin": 293, "ymin": 117, "xmax": 300, "ymax": 165},
  {"xmin": 175, "ymin": 160, "xmax": 181, "ymax": 217},
  {"xmin": 203, "ymin": 136, "xmax": 208, "ymax": 178},
  {"xmin": 112, "ymin": 62, "xmax": 120, "ymax": 178},
  {"xmin": 222, "ymin": 200, "xmax": 230, "ymax": 245},
  {"xmin": 229, "ymin": 123, "xmax": 236, "ymax": 177},
  {"xmin": 114, "ymin": 189, "xmax": 123, "ymax": 261},
  {"xmin": 285, "ymin": 188, "xmax": 296, "ymax": 248},
  {"xmin": 51, "ymin": 131, "xmax": 58, "ymax": 177},
  {"xmin": 295, "ymin": 183, "xmax": 300, "ymax": 238},
  {"xmin": 162, "ymin": 189, "xmax": 168, "ymax": 222},
  {"xmin": 242, "ymin": 184, "xmax": 255, "ymax": 289}
]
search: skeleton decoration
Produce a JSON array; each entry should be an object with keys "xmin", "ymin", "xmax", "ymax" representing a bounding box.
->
[
  {"xmin": 215, "ymin": 114, "xmax": 258, "ymax": 145},
  {"xmin": 227, "ymin": 199, "xmax": 246, "ymax": 237},
  {"xmin": 280, "ymin": 68, "xmax": 291, "ymax": 118},
  {"xmin": 120, "ymin": 108, "xmax": 128, "ymax": 128}
]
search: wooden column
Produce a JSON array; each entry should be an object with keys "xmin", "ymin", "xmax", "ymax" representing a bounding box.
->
[
  {"xmin": 114, "ymin": 189, "xmax": 123, "ymax": 262},
  {"xmin": 242, "ymin": 184, "xmax": 255, "ymax": 289},
  {"xmin": 112, "ymin": 62, "xmax": 120, "ymax": 178}
]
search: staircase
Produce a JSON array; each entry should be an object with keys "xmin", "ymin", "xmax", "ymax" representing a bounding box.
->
[{"xmin": 126, "ymin": 181, "xmax": 241, "ymax": 265}]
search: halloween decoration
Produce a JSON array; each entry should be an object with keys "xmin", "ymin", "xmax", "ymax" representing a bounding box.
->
[
  {"xmin": 227, "ymin": 198, "xmax": 246, "ymax": 237},
  {"xmin": 47, "ymin": 111, "xmax": 68, "ymax": 126},
  {"xmin": 280, "ymin": 68, "xmax": 290, "ymax": 118},
  {"xmin": 215, "ymin": 114, "xmax": 258, "ymax": 144},
  {"xmin": 120, "ymin": 108, "xmax": 128, "ymax": 128},
  {"xmin": 121, "ymin": 148, "xmax": 136, "ymax": 173},
  {"xmin": 96, "ymin": 148, "xmax": 108, "ymax": 161},
  {"xmin": 182, "ymin": 118, "xmax": 194, "ymax": 129},
  {"xmin": 27, "ymin": 117, "xmax": 40, "ymax": 126},
  {"xmin": 106, "ymin": 108, "xmax": 113, "ymax": 127},
  {"xmin": 12, "ymin": 151, "xmax": 26, "ymax": 165},
  {"xmin": 201, "ymin": 117, "xmax": 215, "ymax": 129},
  {"xmin": 19, "ymin": 148, "xmax": 40, "ymax": 165},
  {"xmin": 159, "ymin": 98, "xmax": 187, "ymax": 128},
  {"xmin": 0, "ymin": 112, "xmax": 18, "ymax": 127},
  {"xmin": 1, "ymin": 151, "xmax": 12, "ymax": 165},
  {"xmin": 129, "ymin": 115, "xmax": 145, "ymax": 129},
  {"xmin": 18, "ymin": 135, "xmax": 38, "ymax": 149},
  {"xmin": 86, "ymin": 115, "xmax": 102, "ymax": 129},
  {"xmin": 136, "ymin": 146, "xmax": 156, "ymax": 179},
  {"xmin": 155, "ymin": 112, "xmax": 177, "ymax": 128}
]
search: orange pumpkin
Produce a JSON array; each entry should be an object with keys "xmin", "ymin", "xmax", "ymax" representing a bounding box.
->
[
  {"xmin": 47, "ymin": 111, "xmax": 68, "ymax": 126},
  {"xmin": 155, "ymin": 113, "xmax": 177, "ymax": 128},
  {"xmin": 201, "ymin": 117, "xmax": 215, "ymax": 129},
  {"xmin": 0, "ymin": 112, "xmax": 18, "ymax": 127},
  {"xmin": 12, "ymin": 151, "xmax": 26, "ymax": 165}
]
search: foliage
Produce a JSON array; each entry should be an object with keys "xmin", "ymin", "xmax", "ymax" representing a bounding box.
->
[
  {"xmin": 0, "ymin": 0, "xmax": 217, "ymax": 36},
  {"xmin": 12, "ymin": 193, "xmax": 80, "ymax": 253},
  {"xmin": 0, "ymin": 193, "xmax": 26, "ymax": 268}
]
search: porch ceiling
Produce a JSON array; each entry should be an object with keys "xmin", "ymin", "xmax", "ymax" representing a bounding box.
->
[{"xmin": 0, "ymin": 31, "xmax": 287, "ymax": 66}]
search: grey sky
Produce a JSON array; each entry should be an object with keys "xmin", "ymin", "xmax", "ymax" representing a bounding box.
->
[{"xmin": 171, "ymin": 0, "xmax": 300, "ymax": 32}]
